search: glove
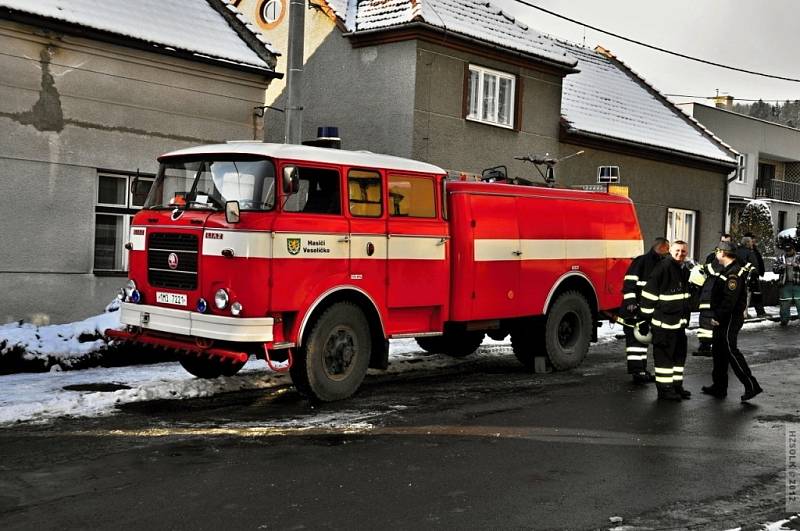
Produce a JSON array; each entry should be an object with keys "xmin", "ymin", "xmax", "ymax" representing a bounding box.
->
[{"xmin": 637, "ymin": 321, "xmax": 650, "ymax": 337}]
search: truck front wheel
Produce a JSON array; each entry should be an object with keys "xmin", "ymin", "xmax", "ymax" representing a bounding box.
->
[
  {"xmin": 543, "ymin": 291, "xmax": 592, "ymax": 370},
  {"xmin": 291, "ymin": 302, "xmax": 371, "ymax": 401},
  {"xmin": 179, "ymin": 356, "xmax": 245, "ymax": 378}
]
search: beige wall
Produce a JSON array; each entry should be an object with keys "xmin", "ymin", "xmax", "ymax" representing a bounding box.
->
[
  {"xmin": 560, "ymin": 144, "xmax": 728, "ymax": 261},
  {"xmin": 0, "ymin": 20, "xmax": 271, "ymax": 323},
  {"xmin": 412, "ymin": 42, "xmax": 563, "ymax": 174}
]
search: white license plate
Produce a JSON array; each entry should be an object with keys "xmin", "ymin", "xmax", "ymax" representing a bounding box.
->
[{"xmin": 156, "ymin": 291, "xmax": 187, "ymax": 306}]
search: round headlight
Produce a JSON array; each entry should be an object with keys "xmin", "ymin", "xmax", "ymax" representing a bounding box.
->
[
  {"xmin": 230, "ymin": 301, "xmax": 243, "ymax": 316},
  {"xmin": 214, "ymin": 289, "xmax": 229, "ymax": 310},
  {"xmin": 117, "ymin": 288, "xmax": 126, "ymax": 301},
  {"xmin": 196, "ymin": 298, "xmax": 208, "ymax": 313},
  {"xmin": 124, "ymin": 279, "xmax": 137, "ymax": 299},
  {"xmin": 130, "ymin": 290, "xmax": 142, "ymax": 304}
]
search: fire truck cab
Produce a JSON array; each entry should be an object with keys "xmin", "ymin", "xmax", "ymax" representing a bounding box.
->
[{"xmin": 108, "ymin": 142, "xmax": 642, "ymax": 401}]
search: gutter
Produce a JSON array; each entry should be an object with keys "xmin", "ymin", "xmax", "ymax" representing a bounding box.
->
[{"xmin": 344, "ymin": 22, "xmax": 579, "ymax": 74}]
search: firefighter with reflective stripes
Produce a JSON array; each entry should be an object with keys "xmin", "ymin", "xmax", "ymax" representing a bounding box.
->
[
  {"xmin": 619, "ymin": 237, "xmax": 669, "ymax": 384},
  {"xmin": 639, "ymin": 240, "xmax": 692, "ymax": 401},
  {"xmin": 702, "ymin": 241, "xmax": 763, "ymax": 402},
  {"xmin": 689, "ymin": 261, "xmax": 723, "ymax": 356}
]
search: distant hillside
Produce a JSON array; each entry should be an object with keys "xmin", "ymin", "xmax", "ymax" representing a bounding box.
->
[{"xmin": 731, "ymin": 100, "xmax": 800, "ymax": 129}]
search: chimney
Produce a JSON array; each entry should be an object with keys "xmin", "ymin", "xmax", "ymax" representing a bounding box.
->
[{"xmin": 714, "ymin": 95, "xmax": 734, "ymax": 109}]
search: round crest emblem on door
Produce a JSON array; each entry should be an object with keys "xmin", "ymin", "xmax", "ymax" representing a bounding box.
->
[{"xmin": 168, "ymin": 252, "xmax": 179, "ymax": 270}]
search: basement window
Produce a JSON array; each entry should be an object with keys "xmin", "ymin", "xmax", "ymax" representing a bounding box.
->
[{"xmin": 466, "ymin": 65, "xmax": 515, "ymax": 129}]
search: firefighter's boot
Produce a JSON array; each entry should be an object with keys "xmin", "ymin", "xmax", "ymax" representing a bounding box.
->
[
  {"xmin": 656, "ymin": 383, "xmax": 682, "ymax": 402},
  {"xmin": 674, "ymin": 383, "xmax": 691, "ymax": 399}
]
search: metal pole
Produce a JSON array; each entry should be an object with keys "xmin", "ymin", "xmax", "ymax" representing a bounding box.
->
[{"xmin": 284, "ymin": 0, "xmax": 305, "ymax": 144}]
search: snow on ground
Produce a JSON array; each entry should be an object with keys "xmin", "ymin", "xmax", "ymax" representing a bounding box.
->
[{"xmin": 0, "ymin": 307, "xmax": 793, "ymax": 427}]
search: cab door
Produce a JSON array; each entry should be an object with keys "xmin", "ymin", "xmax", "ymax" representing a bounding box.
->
[
  {"xmin": 270, "ymin": 163, "xmax": 350, "ymax": 313},
  {"xmin": 386, "ymin": 172, "xmax": 449, "ymax": 334},
  {"xmin": 346, "ymin": 167, "xmax": 387, "ymax": 313}
]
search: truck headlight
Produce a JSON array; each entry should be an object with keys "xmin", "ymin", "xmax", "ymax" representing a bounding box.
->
[
  {"xmin": 214, "ymin": 289, "xmax": 229, "ymax": 310},
  {"xmin": 124, "ymin": 279, "xmax": 137, "ymax": 299},
  {"xmin": 230, "ymin": 301, "xmax": 243, "ymax": 316}
]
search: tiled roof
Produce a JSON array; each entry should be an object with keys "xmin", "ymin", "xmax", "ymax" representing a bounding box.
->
[
  {"xmin": 0, "ymin": 0, "xmax": 277, "ymax": 72},
  {"xmin": 557, "ymin": 42, "xmax": 736, "ymax": 165},
  {"xmin": 332, "ymin": 0, "xmax": 576, "ymax": 69}
]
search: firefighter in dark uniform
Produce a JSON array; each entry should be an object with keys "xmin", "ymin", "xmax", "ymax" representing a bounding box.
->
[
  {"xmin": 701, "ymin": 241, "xmax": 763, "ymax": 402},
  {"xmin": 690, "ymin": 261, "xmax": 723, "ymax": 356},
  {"xmin": 619, "ymin": 237, "xmax": 669, "ymax": 383},
  {"xmin": 692, "ymin": 235, "xmax": 732, "ymax": 356},
  {"xmin": 639, "ymin": 240, "xmax": 692, "ymax": 401}
]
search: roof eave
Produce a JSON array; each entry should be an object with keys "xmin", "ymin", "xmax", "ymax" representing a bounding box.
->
[
  {"xmin": 344, "ymin": 22, "xmax": 579, "ymax": 74},
  {"xmin": 562, "ymin": 126, "xmax": 738, "ymax": 173}
]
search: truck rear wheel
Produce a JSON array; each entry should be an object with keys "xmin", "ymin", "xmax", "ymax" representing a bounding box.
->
[
  {"xmin": 543, "ymin": 291, "xmax": 592, "ymax": 370},
  {"xmin": 291, "ymin": 302, "xmax": 371, "ymax": 401},
  {"xmin": 511, "ymin": 320, "xmax": 545, "ymax": 370},
  {"xmin": 415, "ymin": 331, "xmax": 484, "ymax": 358}
]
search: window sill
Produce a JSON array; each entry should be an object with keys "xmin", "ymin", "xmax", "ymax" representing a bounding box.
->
[
  {"xmin": 93, "ymin": 270, "xmax": 128, "ymax": 277},
  {"xmin": 465, "ymin": 116, "xmax": 515, "ymax": 130}
]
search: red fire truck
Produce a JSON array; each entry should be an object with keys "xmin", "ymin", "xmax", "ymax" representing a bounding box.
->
[{"xmin": 106, "ymin": 142, "xmax": 643, "ymax": 401}]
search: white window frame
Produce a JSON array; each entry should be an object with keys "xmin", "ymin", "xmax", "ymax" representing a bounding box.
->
[
  {"xmin": 666, "ymin": 207, "xmax": 697, "ymax": 260},
  {"xmin": 94, "ymin": 172, "xmax": 153, "ymax": 273},
  {"xmin": 466, "ymin": 65, "xmax": 516, "ymax": 129},
  {"xmin": 736, "ymin": 153, "xmax": 747, "ymax": 183},
  {"xmin": 597, "ymin": 166, "xmax": 620, "ymax": 183}
]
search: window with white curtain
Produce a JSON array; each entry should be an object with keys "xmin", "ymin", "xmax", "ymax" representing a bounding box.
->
[
  {"xmin": 666, "ymin": 207, "xmax": 697, "ymax": 260},
  {"xmin": 466, "ymin": 65, "xmax": 515, "ymax": 128}
]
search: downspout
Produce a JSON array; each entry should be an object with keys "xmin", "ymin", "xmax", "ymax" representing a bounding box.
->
[
  {"xmin": 284, "ymin": 0, "xmax": 305, "ymax": 144},
  {"xmin": 725, "ymin": 170, "xmax": 739, "ymax": 231}
]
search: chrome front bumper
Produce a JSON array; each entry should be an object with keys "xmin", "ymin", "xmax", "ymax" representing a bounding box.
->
[{"xmin": 119, "ymin": 302, "xmax": 274, "ymax": 342}]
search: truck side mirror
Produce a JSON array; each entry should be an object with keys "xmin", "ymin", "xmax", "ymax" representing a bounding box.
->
[
  {"xmin": 225, "ymin": 200, "xmax": 240, "ymax": 224},
  {"xmin": 283, "ymin": 166, "xmax": 299, "ymax": 195},
  {"xmin": 131, "ymin": 178, "xmax": 152, "ymax": 206}
]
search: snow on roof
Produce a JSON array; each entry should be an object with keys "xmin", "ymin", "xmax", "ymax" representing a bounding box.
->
[
  {"xmin": 0, "ymin": 0, "xmax": 277, "ymax": 72},
  {"xmin": 333, "ymin": 0, "xmax": 576, "ymax": 69},
  {"xmin": 556, "ymin": 43, "xmax": 737, "ymax": 165},
  {"xmin": 160, "ymin": 142, "xmax": 447, "ymax": 174}
]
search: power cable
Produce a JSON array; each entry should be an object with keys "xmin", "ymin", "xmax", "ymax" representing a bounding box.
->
[
  {"xmin": 512, "ymin": 0, "xmax": 800, "ymax": 83},
  {"xmin": 666, "ymin": 94, "xmax": 800, "ymax": 103}
]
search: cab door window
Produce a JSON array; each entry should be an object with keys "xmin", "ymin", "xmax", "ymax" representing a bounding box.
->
[
  {"xmin": 388, "ymin": 174, "xmax": 436, "ymax": 218},
  {"xmin": 283, "ymin": 167, "xmax": 341, "ymax": 214},
  {"xmin": 348, "ymin": 169, "xmax": 383, "ymax": 217}
]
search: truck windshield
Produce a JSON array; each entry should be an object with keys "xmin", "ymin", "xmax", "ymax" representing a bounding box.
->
[{"xmin": 144, "ymin": 156, "xmax": 276, "ymax": 211}]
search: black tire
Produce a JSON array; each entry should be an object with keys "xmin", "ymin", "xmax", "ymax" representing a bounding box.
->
[
  {"xmin": 290, "ymin": 302, "xmax": 371, "ymax": 401},
  {"xmin": 415, "ymin": 331, "xmax": 484, "ymax": 358},
  {"xmin": 542, "ymin": 291, "xmax": 592, "ymax": 370},
  {"xmin": 415, "ymin": 335, "xmax": 446, "ymax": 354},
  {"xmin": 179, "ymin": 356, "xmax": 223, "ymax": 379},
  {"xmin": 179, "ymin": 355, "xmax": 246, "ymax": 378},
  {"xmin": 510, "ymin": 320, "xmax": 546, "ymax": 371},
  {"xmin": 219, "ymin": 359, "xmax": 246, "ymax": 377}
]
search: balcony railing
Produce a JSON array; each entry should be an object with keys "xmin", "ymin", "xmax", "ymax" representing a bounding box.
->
[{"xmin": 754, "ymin": 179, "xmax": 800, "ymax": 203}]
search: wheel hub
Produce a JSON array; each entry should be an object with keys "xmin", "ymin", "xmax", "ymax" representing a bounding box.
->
[
  {"xmin": 558, "ymin": 312, "xmax": 580, "ymax": 348},
  {"xmin": 323, "ymin": 327, "xmax": 357, "ymax": 379}
]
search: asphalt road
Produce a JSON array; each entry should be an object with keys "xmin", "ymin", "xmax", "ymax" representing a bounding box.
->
[{"xmin": 1, "ymin": 324, "xmax": 798, "ymax": 530}]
